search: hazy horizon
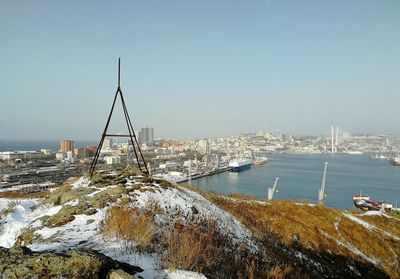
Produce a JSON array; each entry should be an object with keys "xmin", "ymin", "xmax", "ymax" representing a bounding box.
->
[{"xmin": 1, "ymin": 0, "xmax": 399, "ymax": 140}]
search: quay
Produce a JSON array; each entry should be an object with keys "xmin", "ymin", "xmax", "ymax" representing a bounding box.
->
[{"xmin": 176, "ymin": 166, "xmax": 232, "ymax": 184}]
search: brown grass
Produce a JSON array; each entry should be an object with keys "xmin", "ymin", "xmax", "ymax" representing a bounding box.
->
[
  {"xmin": 101, "ymin": 206, "xmax": 157, "ymax": 252},
  {"xmin": 201, "ymin": 193, "xmax": 399, "ymax": 278},
  {"xmin": 162, "ymin": 219, "xmax": 303, "ymax": 278},
  {"xmin": 358, "ymin": 214, "xmax": 400, "ymax": 237},
  {"xmin": 265, "ymin": 264, "xmax": 293, "ymax": 279},
  {"xmin": 162, "ymin": 222, "xmax": 224, "ymax": 272},
  {"xmin": 0, "ymin": 191, "xmax": 48, "ymax": 199}
]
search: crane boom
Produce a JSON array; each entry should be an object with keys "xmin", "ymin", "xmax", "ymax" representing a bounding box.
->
[
  {"xmin": 318, "ymin": 162, "xmax": 328, "ymax": 204},
  {"xmin": 268, "ymin": 177, "xmax": 280, "ymax": 200}
]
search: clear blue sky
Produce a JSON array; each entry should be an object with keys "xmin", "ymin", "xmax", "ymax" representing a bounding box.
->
[{"xmin": 0, "ymin": 0, "xmax": 399, "ymax": 140}]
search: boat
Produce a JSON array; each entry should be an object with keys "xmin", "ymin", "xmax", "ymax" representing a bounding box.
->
[
  {"xmin": 353, "ymin": 193, "xmax": 393, "ymax": 211},
  {"xmin": 389, "ymin": 153, "xmax": 400, "ymax": 165},
  {"xmin": 353, "ymin": 195, "xmax": 380, "ymax": 211},
  {"xmin": 370, "ymin": 154, "xmax": 388, "ymax": 160},
  {"xmin": 253, "ymin": 157, "xmax": 268, "ymax": 166},
  {"xmin": 344, "ymin": 151, "xmax": 363, "ymax": 155},
  {"xmin": 229, "ymin": 159, "xmax": 252, "ymax": 172}
]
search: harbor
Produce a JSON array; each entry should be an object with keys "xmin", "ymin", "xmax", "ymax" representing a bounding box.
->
[{"xmin": 191, "ymin": 153, "xmax": 400, "ymax": 210}]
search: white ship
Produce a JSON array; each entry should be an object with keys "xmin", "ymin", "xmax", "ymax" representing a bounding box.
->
[
  {"xmin": 344, "ymin": 151, "xmax": 363, "ymax": 155},
  {"xmin": 229, "ymin": 159, "xmax": 252, "ymax": 172}
]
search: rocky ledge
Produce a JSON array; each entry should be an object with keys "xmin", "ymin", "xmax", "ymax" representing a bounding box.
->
[{"xmin": 0, "ymin": 245, "xmax": 142, "ymax": 279}]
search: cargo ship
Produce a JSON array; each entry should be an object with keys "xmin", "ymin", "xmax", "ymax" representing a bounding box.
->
[
  {"xmin": 253, "ymin": 157, "xmax": 268, "ymax": 166},
  {"xmin": 229, "ymin": 159, "xmax": 252, "ymax": 172},
  {"xmin": 353, "ymin": 194, "xmax": 393, "ymax": 211}
]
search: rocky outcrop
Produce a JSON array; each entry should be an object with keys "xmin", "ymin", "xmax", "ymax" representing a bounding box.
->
[
  {"xmin": 109, "ymin": 269, "xmax": 136, "ymax": 279},
  {"xmin": 0, "ymin": 245, "xmax": 142, "ymax": 279}
]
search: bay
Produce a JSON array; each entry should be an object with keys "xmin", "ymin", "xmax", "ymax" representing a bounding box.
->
[{"xmin": 192, "ymin": 154, "xmax": 400, "ymax": 209}]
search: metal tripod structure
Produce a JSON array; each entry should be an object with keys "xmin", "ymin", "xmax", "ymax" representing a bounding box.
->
[{"xmin": 89, "ymin": 58, "xmax": 149, "ymax": 177}]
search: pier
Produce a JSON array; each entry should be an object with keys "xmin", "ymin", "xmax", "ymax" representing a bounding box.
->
[{"xmin": 176, "ymin": 166, "xmax": 232, "ymax": 184}]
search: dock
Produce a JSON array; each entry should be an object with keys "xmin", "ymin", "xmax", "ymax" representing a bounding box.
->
[{"xmin": 176, "ymin": 166, "xmax": 232, "ymax": 184}]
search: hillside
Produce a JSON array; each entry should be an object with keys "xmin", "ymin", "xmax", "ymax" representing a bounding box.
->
[{"xmin": 0, "ymin": 167, "xmax": 399, "ymax": 278}]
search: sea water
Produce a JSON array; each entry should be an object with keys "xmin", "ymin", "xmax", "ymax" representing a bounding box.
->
[{"xmin": 193, "ymin": 154, "xmax": 400, "ymax": 209}]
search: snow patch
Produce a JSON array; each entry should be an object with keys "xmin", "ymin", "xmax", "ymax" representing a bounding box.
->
[
  {"xmin": 343, "ymin": 213, "xmax": 400, "ymax": 241},
  {"xmin": 71, "ymin": 177, "xmax": 90, "ymax": 189},
  {"xmin": 133, "ymin": 186, "xmax": 258, "ymax": 251},
  {"xmin": 0, "ymin": 199, "xmax": 57, "ymax": 248},
  {"xmin": 165, "ymin": 270, "xmax": 208, "ymax": 279}
]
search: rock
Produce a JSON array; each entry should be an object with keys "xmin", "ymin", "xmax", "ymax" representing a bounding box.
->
[
  {"xmin": 0, "ymin": 245, "xmax": 143, "ymax": 279},
  {"xmin": 109, "ymin": 269, "xmax": 136, "ymax": 279},
  {"xmin": 191, "ymin": 206, "xmax": 199, "ymax": 215}
]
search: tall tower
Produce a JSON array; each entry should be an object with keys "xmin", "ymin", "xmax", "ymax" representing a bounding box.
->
[
  {"xmin": 334, "ymin": 126, "xmax": 339, "ymax": 153},
  {"xmin": 89, "ymin": 59, "xmax": 149, "ymax": 177},
  {"xmin": 331, "ymin": 126, "xmax": 334, "ymax": 153}
]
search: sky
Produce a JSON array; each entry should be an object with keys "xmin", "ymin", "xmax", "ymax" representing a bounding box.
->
[{"xmin": 0, "ymin": 0, "xmax": 399, "ymax": 140}]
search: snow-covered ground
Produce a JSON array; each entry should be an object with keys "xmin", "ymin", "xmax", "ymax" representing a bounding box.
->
[
  {"xmin": 1, "ymin": 175, "xmax": 399, "ymax": 279},
  {"xmin": 0, "ymin": 178, "xmax": 259, "ymax": 279},
  {"xmin": 133, "ymin": 185, "xmax": 259, "ymax": 251},
  {"xmin": 0, "ymin": 198, "xmax": 59, "ymax": 248}
]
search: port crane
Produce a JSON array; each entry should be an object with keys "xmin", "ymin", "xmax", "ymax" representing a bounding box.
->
[
  {"xmin": 267, "ymin": 177, "xmax": 280, "ymax": 200},
  {"xmin": 318, "ymin": 162, "xmax": 328, "ymax": 205},
  {"xmin": 201, "ymin": 154, "xmax": 219, "ymax": 171}
]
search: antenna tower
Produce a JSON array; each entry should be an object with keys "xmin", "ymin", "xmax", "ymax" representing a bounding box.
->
[{"xmin": 89, "ymin": 58, "xmax": 149, "ymax": 177}]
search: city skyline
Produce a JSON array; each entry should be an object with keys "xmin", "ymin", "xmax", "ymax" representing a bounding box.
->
[{"xmin": 1, "ymin": 1, "xmax": 399, "ymax": 140}]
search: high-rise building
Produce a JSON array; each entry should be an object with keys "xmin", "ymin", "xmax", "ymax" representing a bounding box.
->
[
  {"xmin": 140, "ymin": 127, "xmax": 154, "ymax": 145},
  {"xmin": 60, "ymin": 140, "xmax": 74, "ymax": 154},
  {"xmin": 103, "ymin": 137, "xmax": 113, "ymax": 149},
  {"xmin": 138, "ymin": 131, "xmax": 143, "ymax": 145}
]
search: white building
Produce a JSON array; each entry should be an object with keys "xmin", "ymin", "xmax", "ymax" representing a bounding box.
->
[
  {"xmin": 105, "ymin": 156, "xmax": 121, "ymax": 165},
  {"xmin": 66, "ymin": 151, "xmax": 74, "ymax": 163},
  {"xmin": 103, "ymin": 137, "xmax": 113, "ymax": 149},
  {"xmin": 56, "ymin": 152, "xmax": 65, "ymax": 160}
]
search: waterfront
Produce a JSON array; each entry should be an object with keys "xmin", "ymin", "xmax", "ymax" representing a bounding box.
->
[
  {"xmin": 0, "ymin": 140, "xmax": 96, "ymax": 152},
  {"xmin": 193, "ymin": 154, "xmax": 400, "ymax": 210}
]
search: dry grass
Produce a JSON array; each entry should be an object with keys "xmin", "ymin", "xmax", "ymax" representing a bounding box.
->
[
  {"xmin": 16, "ymin": 228, "xmax": 42, "ymax": 246},
  {"xmin": 358, "ymin": 214, "xmax": 400, "ymax": 237},
  {"xmin": 0, "ymin": 201, "xmax": 20, "ymax": 217},
  {"xmin": 46, "ymin": 180, "xmax": 95, "ymax": 206},
  {"xmin": 0, "ymin": 191, "xmax": 48, "ymax": 199},
  {"xmin": 44, "ymin": 202, "xmax": 97, "ymax": 227},
  {"xmin": 265, "ymin": 264, "xmax": 293, "ymax": 279},
  {"xmin": 339, "ymin": 216, "xmax": 400, "ymax": 276},
  {"xmin": 101, "ymin": 205, "xmax": 157, "ymax": 252},
  {"xmin": 88, "ymin": 186, "xmax": 125, "ymax": 208},
  {"xmin": 202, "ymin": 193, "xmax": 399, "ymax": 278},
  {"xmin": 162, "ymin": 222, "xmax": 225, "ymax": 272},
  {"xmin": 227, "ymin": 192, "xmax": 256, "ymax": 200},
  {"xmin": 161, "ymin": 219, "xmax": 303, "ymax": 278}
]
